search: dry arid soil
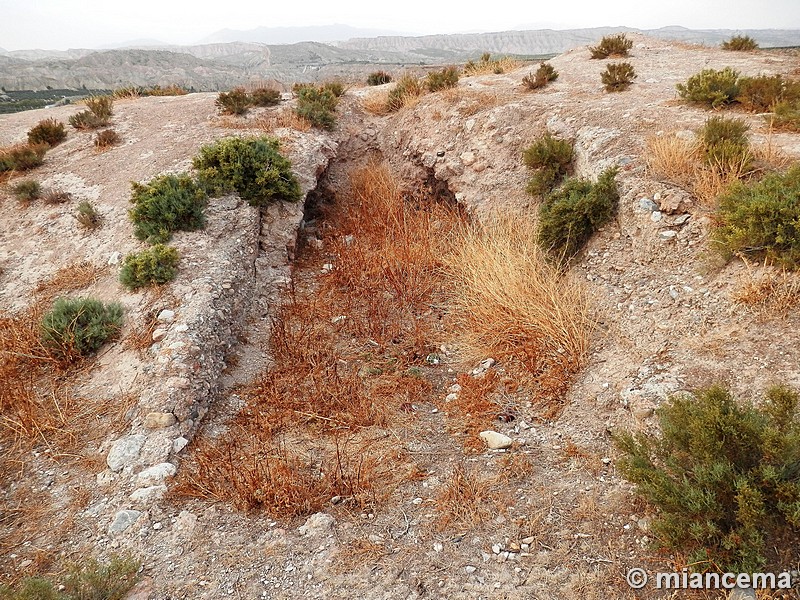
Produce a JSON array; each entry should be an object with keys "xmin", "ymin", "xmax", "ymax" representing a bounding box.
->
[{"xmin": 1, "ymin": 33, "xmax": 799, "ymax": 599}]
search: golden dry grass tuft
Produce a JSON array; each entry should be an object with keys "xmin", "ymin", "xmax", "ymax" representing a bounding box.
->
[
  {"xmin": 734, "ymin": 263, "xmax": 800, "ymax": 318},
  {"xmin": 361, "ymin": 90, "xmax": 391, "ymax": 116},
  {"xmin": 463, "ymin": 56, "xmax": 522, "ymax": 76},
  {"xmin": 446, "ymin": 212, "xmax": 594, "ymax": 414},
  {"xmin": 213, "ymin": 110, "xmax": 312, "ymax": 132},
  {"xmin": 436, "ymin": 462, "xmax": 502, "ymax": 530}
]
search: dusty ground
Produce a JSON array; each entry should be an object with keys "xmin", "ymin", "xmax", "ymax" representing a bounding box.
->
[{"xmin": 1, "ymin": 34, "xmax": 799, "ymax": 599}]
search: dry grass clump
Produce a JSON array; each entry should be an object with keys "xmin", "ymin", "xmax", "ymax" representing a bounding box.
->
[
  {"xmin": 734, "ymin": 265, "xmax": 800, "ymax": 318},
  {"xmin": 213, "ymin": 110, "xmax": 312, "ymax": 132},
  {"xmin": 446, "ymin": 371, "xmax": 504, "ymax": 452},
  {"xmin": 174, "ymin": 162, "xmax": 464, "ymax": 517},
  {"xmin": 463, "ymin": 53, "xmax": 522, "ymax": 76},
  {"xmin": 446, "ymin": 213, "xmax": 594, "ymax": 412},
  {"xmin": 436, "ymin": 462, "xmax": 501, "ymax": 530},
  {"xmin": 361, "ymin": 90, "xmax": 391, "ymax": 116}
]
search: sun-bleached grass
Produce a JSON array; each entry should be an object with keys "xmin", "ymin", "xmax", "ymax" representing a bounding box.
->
[
  {"xmin": 446, "ymin": 212, "xmax": 593, "ymax": 412},
  {"xmin": 463, "ymin": 55, "xmax": 522, "ymax": 76},
  {"xmin": 213, "ymin": 110, "xmax": 312, "ymax": 132},
  {"xmin": 734, "ymin": 262, "xmax": 800, "ymax": 319},
  {"xmin": 436, "ymin": 462, "xmax": 502, "ymax": 530}
]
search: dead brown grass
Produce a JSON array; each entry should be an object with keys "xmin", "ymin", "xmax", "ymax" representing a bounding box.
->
[
  {"xmin": 734, "ymin": 262, "xmax": 800, "ymax": 318},
  {"xmin": 446, "ymin": 371, "xmax": 503, "ymax": 452},
  {"xmin": 446, "ymin": 212, "xmax": 594, "ymax": 415},
  {"xmin": 214, "ymin": 110, "xmax": 312, "ymax": 132},
  {"xmin": 436, "ymin": 462, "xmax": 502, "ymax": 530},
  {"xmin": 463, "ymin": 56, "xmax": 522, "ymax": 76},
  {"xmin": 361, "ymin": 90, "xmax": 391, "ymax": 116},
  {"xmin": 174, "ymin": 161, "xmax": 466, "ymax": 517}
]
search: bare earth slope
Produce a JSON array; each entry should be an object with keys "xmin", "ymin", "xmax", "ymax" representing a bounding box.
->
[{"xmin": 1, "ymin": 34, "xmax": 799, "ymax": 599}]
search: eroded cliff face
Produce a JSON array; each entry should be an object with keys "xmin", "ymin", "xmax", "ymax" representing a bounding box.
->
[{"xmin": 1, "ymin": 34, "xmax": 799, "ymax": 599}]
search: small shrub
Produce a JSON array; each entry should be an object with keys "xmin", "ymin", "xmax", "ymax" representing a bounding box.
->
[
  {"xmin": 589, "ymin": 34, "xmax": 632, "ymax": 59},
  {"xmin": 143, "ymin": 84, "xmax": 188, "ymax": 96},
  {"xmin": 538, "ymin": 168, "xmax": 619, "ymax": 263},
  {"xmin": 698, "ymin": 115, "xmax": 751, "ymax": 173},
  {"xmin": 426, "ymin": 66, "xmax": 459, "ymax": 92},
  {"xmin": 294, "ymin": 85, "xmax": 338, "ymax": 130},
  {"xmin": 193, "ymin": 136, "xmax": 302, "ymax": 206},
  {"xmin": 322, "ymin": 81, "xmax": 345, "ymax": 98},
  {"xmin": 129, "ymin": 174, "xmax": 207, "ymax": 244},
  {"xmin": 614, "ymin": 384, "xmax": 800, "ymax": 571},
  {"xmin": 462, "ymin": 53, "xmax": 521, "ymax": 76},
  {"xmin": 85, "ymin": 95, "xmax": 113, "ymax": 119},
  {"xmin": 68, "ymin": 110, "xmax": 108, "ymax": 130},
  {"xmin": 387, "ymin": 75, "xmax": 424, "ymax": 112},
  {"xmin": 75, "ymin": 201, "xmax": 101, "ymax": 229},
  {"xmin": 713, "ymin": 164, "xmax": 800, "ymax": 267},
  {"xmin": 601, "ymin": 62, "xmax": 636, "ymax": 92},
  {"xmin": 676, "ymin": 67, "xmax": 740, "ymax": 108},
  {"xmin": 41, "ymin": 297, "xmax": 123, "ymax": 361},
  {"xmin": 250, "ymin": 87, "xmax": 281, "ymax": 107},
  {"xmin": 737, "ymin": 74, "xmax": 785, "ymax": 112},
  {"xmin": 119, "ymin": 244, "xmax": 180, "ymax": 290},
  {"xmin": 11, "ymin": 179, "xmax": 42, "ymax": 202},
  {"xmin": 522, "ymin": 62, "xmax": 558, "ymax": 90},
  {"xmin": 367, "ymin": 71, "xmax": 392, "ymax": 86},
  {"xmin": 0, "ymin": 143, "xmax": 47, "ymax": 172},
  {"xmin": 721, "ymin": 34, "xmax": 759, "ymax": 51},
  {"xmin": 27, "ymin": 118, "xmax": 67, "ymax": 147},
  {"xmin": 95, "ymin": 129, "xmax": 121, "ymax": 148},
  {"xmin": 522, "ymin": 133, "xmax": 574, "ymax": 195},
  {"xmin": 216, "ymin": 88, "xmax": 250, "ymax": 116},
  {"xmin": 42, "ymin": 188, "xmax": 72, "ymax": 205},
  {"xmin": 770, "ymin": 98, "xmax": 800, "ymax": 132}
]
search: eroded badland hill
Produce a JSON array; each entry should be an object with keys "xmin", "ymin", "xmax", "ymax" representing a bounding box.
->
[{"xmin": 1, "ymin": 34, "xmax": 799, "ymax": 599}]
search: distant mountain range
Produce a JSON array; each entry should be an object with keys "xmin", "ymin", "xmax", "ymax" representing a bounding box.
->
[
  {"xmin": 1, "ymin": 26, "xmax": 798, "ymax": 91},
  {"xmin": 199, "ymin": 24, "xmax": 409, "ymax": 45}
]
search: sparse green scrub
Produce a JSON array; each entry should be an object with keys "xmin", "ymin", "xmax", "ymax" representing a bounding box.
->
[
  {"xmin": 676, "ymin": 67, "xmax": 740, "ymax": 108},
  {"xmin": 771, "ymin": 99, "xmax": 800, "ymax": 131},
  {"xmin": 42, "ymin": 188, "xmax": 72, "ymax": 205},
  {"xmin": 193, "ymin": 136, "xmax": 301, "ymax": 206},
  {"xmin": 11, "ymin": 179, "xmax": 42, "ymax": 202},
  {"xmin": 75, "ymin": 201, "xmax": 101, "ymax": 229},
  {"xmin": 537, "ymin": 168, "xmax": 619, "ymax": 263},
  {"xmin": 95, "ymin": 129, "xmax": 121, "ymax": 148},
  {"xmin": 69, "ymin": 95, "xmax": 113, "ymax": 129},
  {"xmin": 614, "ymin": 384, "xmax": 800, "ymax": 571},
  {"xmin": 426, "ymin": 67, "xmax": 459, "ymax": 92},
  {"xmin": 0, "ymin": 555, "xmax": 140, "ymax": 600},
  {"xmin": 216, "ymin": 88, "xmax": 250, "ymax": 116},
  {"xmin": 713, "ymin": 165, "xmax": 800, "ymax": 268},
  {"xmin": 119, "ymin": 244, "xmax": 180, "ymax": 290},
  {"xmin": 129, "ymin": 174, "xmax": 207, "ymax": 244},
  {"xmin": 293, "ymin": 85, "xmax": 338, "ymax": 130},
  {"xmin": 0, "ymin": 143, "xmax": 47, "ymax": 172},
  {"xmin": 737, "ymin": 74, "xmax": 786, "ymax": 112},
  {"xmin": 697, "ymin": 115, "xmax": 752, "ymax": 174},
  {"xmin": 386, "ymin": 75, "xmax": 424, "ymax": 112},
  {"xmin": 589, "ymin": 33, "xmax": 632, "ymax": 59},
  {"xmin": 27, "ymin": 118, "xmax": 67, "ymax": 147},
  {"xmin": 367, "ymin": 71, "xmax": 392, "ymax": 86},
  {"xmin": 522, "ymin": 62, "xmax": 558, "ymax": 90},
  {"xmin": 522, "ymin": 133, "xmax": 574, "ymax": 196},
  {"xmin": 40, "ymin": 297, "xmax": 124, "ymax": 361},
  {"xmin": 250, "ymin": 87, "xmax": 281, "ymax": 107},
  {"xmin": 601, "ymin": 62, "xmax": 636, "ymax": 92},
  {"xmin": 721, "ymin": 34, "xmax": 759, "ymax": 51}
]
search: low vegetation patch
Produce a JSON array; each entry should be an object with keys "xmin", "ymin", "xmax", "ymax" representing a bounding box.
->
[
  {"xmin": 250, "ymin": 87, "xmax": 281, "ymax": 107},
  {"xmin": 737, "ymin": 74, "xmax": 787, "ymax": 112},
  {"xmin": 589, "ymin": 33, "xmax": 632, "ymax": 59},
  {"xmin": 425, "ymin": 67, "xmax": 459, "ymax": 92},
  {"xmin": 698, "ymin": 115, "xmax": 752, "ymax": 176},
  {"xmin": 522, "ymin": 62, "xmax": 558, "ymax": 90},
  {"xmin": 42, "ymin": 188, "xmax": 72, "ymax": 205},
  {"xmin": 463, "ymin": 52, "xmax": 521, "ymax": 76},
  {"xmin": 114, "ymin": 84, "xmax": 189, "ymax": 98},
  {"xmin": 129, "ymin": 173, "xmax": 207, "ymax": 244},
  {"xmin": 538, "ymin": 168, "xmax": 619, "ymax": 264},
  {"xmin": 11, "ymin": 179, "xmax": 42, "ymax": 202},
  {"xmin": 721, "ymin": 34, "xmax": 758, "ymax": 51},
  {"xmin": 40, "ymin": 297, "xmax": 123, "ymax": 362},
  {"xmin": 713, "ymin": 164, "xmax": 800, "ymax": 268},
  {"xmin": 676, "ymin": 67, "xmax": 741, "ymax": 108},
  {"xmin": 215, "ymin": 88, "xmax": 250, "ymax": 116},
  {"xmin": 522, "ymin": 133, "xmax": 574, "ymax": 196},
  {"xmin": 119, "ymin": 244, "xmax": 180, "ymax": 290},
  {"xmin": 770, "ymin": 98, "xmax": 800, "ymax": 132},
  {"xmin": 95, "ymin": 129, "xmax": 121, "ymax": 148},
  {"xmin": 0, "ymin": 143, "xmax": 47, "ymax": 173},
  {"xmin": 601, "ymin": 62, "xmax": 636, "ymax": 92},
  {"xmin": 0, "ymin": 554, "xmax": 139, "ymax": 600},
  {"xmin": 386, "ymin": 74, "xmax": 424, "ymax": 112},
  {"xmin": 75, "ymin": 201, "xmax": 101, "ymax": 229},
  {"xmin": 367, "ymin": 71, "xmax": 392, "ymax": 86},
  {"xmin": 614, "ymin": 384, "xmax": 800, "ymax": 571},
  {"xmin": 293, "ymin": 84, "xmax": 339, "ymax": 130},
  {"xmin": 27, "ymin": 118, "xmax": 66, "ymax": 147},
  {"xmin": 193, "ymin": 136, "xmax": 301, "ymax": 206},
  {"xmin": 69, "ymin": 95, "xmax": 113, "ymax": 129}
]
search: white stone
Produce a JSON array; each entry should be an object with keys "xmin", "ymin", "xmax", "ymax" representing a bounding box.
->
[
  {"xmin": 151, "ymin": 328, "xmax": 168, "ymax": 342},
  {"xmin": 130, "ymin": 485, "xmax": 167, "ymax": 504},
  {"xmin": 108, "ymin": 251, "xmax": 122, "ymax": 265},
  {"xmin": 108, "ymin": 509, "xmax": 141, "ymax": 534},
  {"xmin": 106, "ymin": 434, "xmax": 146, "ymax": 472},
  {"xmin": 172, "ymin": 437, "xmax": 189, "ymax": 453},
  {"xmin": 298, "ymin": 512, "xmax": 335, "ymax": 537},
  {"xmin": 157, "ymin": 309, "xmax": 175, "ymax": 323},
  {"xmin": 136, "ymin": 462, "xmax": 177, "ymax": 486},
  {"xmin": 479, "ymin": 430, "xmax": 513, "ymax": 450}
]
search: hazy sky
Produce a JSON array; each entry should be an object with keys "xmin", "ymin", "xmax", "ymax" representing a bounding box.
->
[{"xmin": 1, "ymin": 0, "xmax": 798, "ymax": 50}]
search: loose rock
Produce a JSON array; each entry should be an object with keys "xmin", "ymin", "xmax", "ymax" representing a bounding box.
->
[
  {"xmin": 144, "ymin": 412, "xmax": 177, "ymax": 429},
  {"xmin": 108, "ymin": 509, "xmax": 141, "ymax": 534},
  {"xmin": 106, "ymin": 434, "xmax": 147, "ymax": 472},
  {"xmin": 298, "ymin": 512, "xmax": 335, "ymax": 537},
  {"xmin": 480, "ymin": 431, "xmax": 513, "ymax": 450}
]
